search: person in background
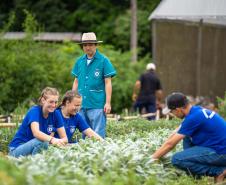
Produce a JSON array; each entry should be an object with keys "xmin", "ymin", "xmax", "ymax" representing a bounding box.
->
[
  {"xmin": 71, "ymin": 32, "xmax": 116, "ymax": 138},
  {"xmin": 151, "ymin": 92, "xmax": 226, "ymax": 183},
  {"xmin": 54, "ymin": 90, "xmax": 103, "ymax": 142},
  {"xmin": 132, "ymin": 63, "xmax": 163, "ymax": 120},
  {"xmin": 9, "ymin": 87, "xmax": 68, "ymax": 158}
]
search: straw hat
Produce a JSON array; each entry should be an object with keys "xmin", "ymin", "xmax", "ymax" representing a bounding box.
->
[{"xmin": 79, "ymin": 32, "xmax": 103, "ymax": 44}]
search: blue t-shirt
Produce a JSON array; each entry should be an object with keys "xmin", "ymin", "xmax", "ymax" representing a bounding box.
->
[
  {"xmin": 54, "ymin": 108, "xmax": 90, "ymax": 143},
  {"xmin": 9, "ymin": 106, "xmax": 64, "ymax": 148},
  {"xmin": 71, "ymin": 49, "xmax": 116, "ymax": 109},
  {"xmin": 178, "ymin": 106, "xmax": 226, "ymax": 154}
]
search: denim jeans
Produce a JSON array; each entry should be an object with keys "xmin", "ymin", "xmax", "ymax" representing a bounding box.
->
[
  {"xmin": 171, "ymin": 137, "xmax": 226, "ymax": 177},
  {"xmin": 9, "ymin": 138, "xmax": 49, "ymax": 158},
  {"xmin": 79, "ymin": 108, "xmax": 106, "ymax": 138}
]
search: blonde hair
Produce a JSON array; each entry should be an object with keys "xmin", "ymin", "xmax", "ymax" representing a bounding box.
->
[
  {"xmin": 59, "ymin": 90, "xmax": 81, "ymax": 107},
  {"xmin": 38, "ymin": 87, "xmax": 59, "ymax": 105}
]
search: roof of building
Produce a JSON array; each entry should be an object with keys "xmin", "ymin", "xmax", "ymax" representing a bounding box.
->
[
  {"xmin": 149, "ymin": 0, "xmax": 226, "ymax": 26},
  {"xmin": 1, "ymin": 32, "xmax": 81, "ymax": 42}
]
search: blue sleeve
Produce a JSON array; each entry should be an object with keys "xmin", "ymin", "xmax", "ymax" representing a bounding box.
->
[
  {"xmin": 104, "ymin": 57, "xmax": 116, "ymax": 78},
  {"xmin": 178, "ymin": 113, "xmax": 203, "ymax": 136},
  {"xmin": 27, "ymin": 106, "xmax": 40, "ymax": 126},
  {"xmin": 76, "ymin": 114, "xmax": 90, "ymax": 132},
  {"xmin": 54, "ymin": 110, "xmax": 64, "ymax": 129}
]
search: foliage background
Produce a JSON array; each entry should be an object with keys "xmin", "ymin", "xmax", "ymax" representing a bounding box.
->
[
  {"xmin": 0, "ymin": 119, "xmax": 213, "ymax": 185},
  {"xmin": 0, "ymin": 39, "xmax": 149, "ymax": 113},
  {"xmin": 0, "ymin": 0, "xmax": 161, "ymax": 55},
  {"xmin": 0, "ymin": 0, "xmax": 162, "ymax": 113}
]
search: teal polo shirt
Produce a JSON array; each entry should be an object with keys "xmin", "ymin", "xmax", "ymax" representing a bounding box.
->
[{"xmin": 71, "ymin": 49, "xmax": 116, "ymax": 109}]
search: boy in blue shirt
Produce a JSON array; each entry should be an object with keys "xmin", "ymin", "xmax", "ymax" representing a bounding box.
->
[
  {"xmin": 9, "ymin": 87, "xmax": 68, "ymax": 157},
  {"xmin": 54, "ymin": 90, "xmax": 103, "ymax": 142},
  {"xmin": 151, "ymin": 92, "xmax": 226, "ymax": 183}
]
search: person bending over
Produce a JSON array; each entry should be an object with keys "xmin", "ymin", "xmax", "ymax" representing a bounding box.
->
[{"xmin": 151, "ymin": 92, "xmax": 226, "ymax": 183}]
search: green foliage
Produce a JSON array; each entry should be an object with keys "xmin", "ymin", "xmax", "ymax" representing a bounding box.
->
[
  {"xmin": 3, "ymin": 119, "xmax": 211, "ymax": 185},
  {"xmin": 217, "ymin": 92, "xmax": 226, "ymax": 119},
  {"xmin": 0, "ymin": 157, "xmax": 28, "ymax": 185},
  {"xmin": 113, "ymin": 9, "xmax": 153, "ymax": 55},
  {"xmin": 0, "ymin": 127, "xmax": 18, "ymax": 154},
  {"xmin": 22, "ymin": 9, "xmax": 39, "ymax": 36},
  {"xmin": 0, "ymin": 40, "xmax": 56, "ymax": 111},
  {"xmin": 0, "ymin": 1, "xmax": 160, "ymax": 113},
  {"xmin": 0, "ymin": 0, "xmax": 161, "ymax": 56},
  {"xmin": 107, "ymin": 118, "xmax": 180, "ymax": 138},
  {"xmin": 0, "ymin": 39, "xmax": 148, "ymax": 113},
  {"xmin": 0, "ymin": 2, "xmax": 162, "ymax": 114},
  {"xmin": 0, "ymin": 11, "xmax": 15, "ymax": 33}
]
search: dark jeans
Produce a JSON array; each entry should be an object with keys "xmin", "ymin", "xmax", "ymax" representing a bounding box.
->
[
  {"xmin": 133, "ymin": 101, "xmax": 156, "ymax": 120},
  {"xmin": 171, "ymin": 137, "xmax": 226, "ymax": 177}
]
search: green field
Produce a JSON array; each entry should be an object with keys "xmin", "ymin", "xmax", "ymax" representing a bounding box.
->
[{"xmin": 0, "ymin": 119, "xmax": 214, "ymax": 185}]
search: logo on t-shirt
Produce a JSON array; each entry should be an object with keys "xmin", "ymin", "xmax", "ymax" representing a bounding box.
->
[
  {"xmin": 47, "ymin": 125, "xmax": 54, "ymax": 133},
  {"xmin": 70, "ymin": 126, "xmax": 75, "ymax": 133},
  {"xmin": 202, "ymin": 109, "xmax": 215, "ymax": 119}
]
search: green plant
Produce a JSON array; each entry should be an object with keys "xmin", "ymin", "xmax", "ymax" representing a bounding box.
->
[
  {"xmin": 0, "ymin": 156, "xmax": 27, "ymax": 185},
  {"xmin": 0, "ymin": 127, "xmax": 18, "ymax": 154},
  {"xmin": 6, "ymin": 119, "xmax": 210, "ymax": 185},
  {"xmin": 217, "ymin": 92, "xmax": 226, "ymax": 119},
  {"xmin": 22, "ymin": 9, "xmax": 39, "ymax": 38}
]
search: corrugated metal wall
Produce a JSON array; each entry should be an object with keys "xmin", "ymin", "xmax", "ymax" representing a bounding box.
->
[{"xmin": 152, "ymin": 20, "xmax": 226, "ymax": 101}]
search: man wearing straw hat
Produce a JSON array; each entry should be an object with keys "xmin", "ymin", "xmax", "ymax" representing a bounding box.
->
[{"xmin": 71, "ymin": 32, "xmax": 116, "ymax": 138}]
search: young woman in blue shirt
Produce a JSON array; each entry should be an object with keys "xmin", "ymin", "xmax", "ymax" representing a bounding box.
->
[
  {"xmin": 54, "ymin": 90, "xmax": 103, "ymax": 142},
  {"xmin": 9, "ymin": 87, "xmax": 68, "ymax": 157}
]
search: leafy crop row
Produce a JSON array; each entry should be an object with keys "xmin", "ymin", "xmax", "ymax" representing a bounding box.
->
[{"xmin": 4, "ymin": 119, "xmax": 213, "ymax": 185}]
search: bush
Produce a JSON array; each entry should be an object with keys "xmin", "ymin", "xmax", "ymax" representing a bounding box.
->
[
  {"xmin": 0, "ymin": 40, "xmax": 77, "ymax": 112},
  {"xmin": 217, "ymin": 92, "xmax": 226, "ymax": 119},
  {"xmin": 0, "ymin": 156, "xmax": 28, "ymax": 185},
  {"xmin": 0, "ymin": 39, "xmax": 149, "ymax": 113}
]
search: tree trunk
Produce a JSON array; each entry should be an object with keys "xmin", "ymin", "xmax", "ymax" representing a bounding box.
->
[{"xmin": 131, "ymin": 0, "xmax": 137, "ymax": 63}]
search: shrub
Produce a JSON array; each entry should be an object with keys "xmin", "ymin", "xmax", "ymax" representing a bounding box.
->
[
  {"xmin": 0, "ymin": 39, "xmax": 148, "ymax": 113},
  {"xmin": 217, "ymin": 92, "xmax": 226, "ymax": 119}
]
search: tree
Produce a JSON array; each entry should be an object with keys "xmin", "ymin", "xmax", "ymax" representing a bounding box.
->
[{"xmin": 130, "ymin": 0, "xmax": 137, "ymax": 63}]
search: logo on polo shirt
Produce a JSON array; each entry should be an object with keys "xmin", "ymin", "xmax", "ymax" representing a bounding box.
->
[
  {"xmin": 94, "ymin": 69, "xmax": 101, "ymax": 77},
  {"xmin": 47, "ymin": 125, "xmax": 54, "ymax": 133},
  {"xmin": 95, "ymin": 71, "xmax": 100, "ymax": 77}
]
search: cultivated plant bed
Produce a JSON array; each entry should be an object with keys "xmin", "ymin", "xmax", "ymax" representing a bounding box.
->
[{"xmin": 2, "ymin": 119, "xmax": 214, "ymax": 185}]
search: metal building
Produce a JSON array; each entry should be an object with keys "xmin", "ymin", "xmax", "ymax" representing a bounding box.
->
[{"xmin": 149, "ymin": 0, "xmax": 226, "ymax": 101}]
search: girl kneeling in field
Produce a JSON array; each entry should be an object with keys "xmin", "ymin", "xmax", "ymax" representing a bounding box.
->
[
  {"xmin": 54, "ymin": 90, "xmax": 103, "ymax": 142},
  {"xmin": 9, "ymin": 87, "xmax": 68, "ymax": 157}
]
